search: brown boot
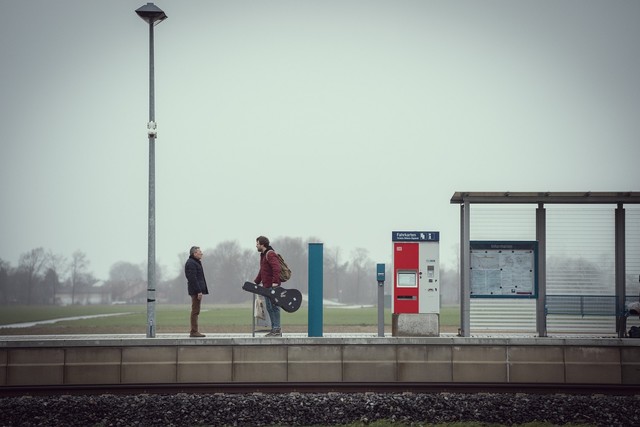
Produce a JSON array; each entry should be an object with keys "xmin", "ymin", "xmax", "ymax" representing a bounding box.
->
[{"xmin": 190, "ymin": 331, "xmax": 206, "ymax": 337}]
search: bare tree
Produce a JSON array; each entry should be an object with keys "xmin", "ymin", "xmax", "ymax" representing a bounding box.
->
[
  {"xmin": 349, "ymin": 247, "xmax": 375, "ymax": 304},
  {"xmin": 324, "ymin": 246, "xmax": 347, "ymax": 301},
  {"xmin": 0, "ymin": 259, "xmax": 11, "ymax": 304},
  {"xmin": 273, "ymin": 237, "xmax": 309, "ymax": 293},
  {"xmin": 239, "ymin": 248, "xmax": 256, "ymax": 287},
  {"xmin": 42, "ymin": 268, "xmax": 60, "ymax": 305},
  {"xmin": 18, "ymin": 247, "xmax": 46, "ymax": 305},
  {"xmin": 205, "ymin": 240, "xmax": 249, "ymax": 303},
  {"xmin": 109, "ymin": 261, "xmax": 143, "ymax": 283},
  {"xmin": 69, "ymin": 250, "xmax": 90, "ymax": 305},
  {"xmin": 45, "ymin": 251, "xmax": 67, "ymax": 305},
  {"xmin": 440, "ymin": 263, "xmax": 460, "ymax": 305},
  {"xmin": 108, "ymin": 261, "xmax": 144, "ymax": 302}
]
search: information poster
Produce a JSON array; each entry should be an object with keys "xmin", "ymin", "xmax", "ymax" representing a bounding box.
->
[{"xmin": 470, "ymin": 241, "xmax": 537, "ymax": 298}]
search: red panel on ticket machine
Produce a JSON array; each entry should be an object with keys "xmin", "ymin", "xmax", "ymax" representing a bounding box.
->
[{"xmin": 392, "ymin": 231, "xmax": 440, "ymax": 315}]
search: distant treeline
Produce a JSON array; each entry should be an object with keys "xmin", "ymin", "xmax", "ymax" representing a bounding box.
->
[{"xmin": 0, "ymin": 237, "xmax": 461, "ymax": 306}]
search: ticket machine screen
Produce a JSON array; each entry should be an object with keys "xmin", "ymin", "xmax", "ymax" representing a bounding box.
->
[{"xmin": 397, "ymin": 271, "xmax": 417, "ymax": 287}]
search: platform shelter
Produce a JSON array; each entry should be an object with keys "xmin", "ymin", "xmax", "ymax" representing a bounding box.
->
[{"xmin": 451, "ymin": 191, "xmax": 640, "ymax": 338}]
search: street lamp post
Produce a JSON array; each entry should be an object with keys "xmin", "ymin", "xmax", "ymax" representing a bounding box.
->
[{"xmin": 136, "ymin": 3, "xmax": 167, "ymax": 338}]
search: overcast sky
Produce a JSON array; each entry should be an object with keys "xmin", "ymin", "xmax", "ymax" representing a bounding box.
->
[{"xmin": 1, "ymin": 1, "xmax": 639, "ymax": 281}]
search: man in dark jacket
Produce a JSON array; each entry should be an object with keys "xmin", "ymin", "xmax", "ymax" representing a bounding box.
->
[
  {"xmin": 185, "ymin": 246, "xmax": 209, "ymax": 337},
  {"xmin": 255, "ymin": 235, "xmax": 282, "ymax": 337}
]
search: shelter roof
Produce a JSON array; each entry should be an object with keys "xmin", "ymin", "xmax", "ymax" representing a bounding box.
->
[{"xmin": 450, "ymin": 191, "xmax": 640, "ymax": 204}]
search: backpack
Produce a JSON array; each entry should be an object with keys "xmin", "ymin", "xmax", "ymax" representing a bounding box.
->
[
  {"xmin": 266, "ymin": 250, "xmax": 292, "ymax": 283},
  {"xmin": 629, "ymin": 326, "xmax": 640, "ymax": 338}
]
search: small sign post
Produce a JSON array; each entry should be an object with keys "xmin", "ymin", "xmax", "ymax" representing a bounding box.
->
[{"xmin": 377, "ymin": 263, "xmax": 385, "ymax": 337}]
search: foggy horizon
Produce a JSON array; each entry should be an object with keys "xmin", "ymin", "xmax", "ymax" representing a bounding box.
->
[{"xmin": 2, "ymin": 1, "xmax": 639, "ymax": 280}]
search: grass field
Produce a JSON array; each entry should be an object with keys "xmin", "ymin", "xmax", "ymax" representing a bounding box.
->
[{"xmin": 0, "ymin": 304, "xmax": 460, "ymax": 335}]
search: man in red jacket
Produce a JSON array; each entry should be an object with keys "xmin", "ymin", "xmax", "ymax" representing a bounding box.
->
[{"xmin": 254, "ymin": 235, "xmax": 282, "ymax": 337}]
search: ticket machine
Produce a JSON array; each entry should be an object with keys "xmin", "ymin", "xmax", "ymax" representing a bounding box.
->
[{"xmin": 392, "ymin": 231, "xmax": 440, "ymax": 336}]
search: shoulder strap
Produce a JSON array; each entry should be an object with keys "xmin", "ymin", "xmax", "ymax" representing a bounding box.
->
[{"xmin": 264, "ymin": 249, "xmax": 281, "ymax": 264}]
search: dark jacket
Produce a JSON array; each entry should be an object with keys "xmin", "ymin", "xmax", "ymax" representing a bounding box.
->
[
  {"xmin": 185, "ymin": 256, "xmax": 209, "ymax": 296},
  {"xmin": 254, "ymin": 247, "xmax": 281, "ymax": 288}
]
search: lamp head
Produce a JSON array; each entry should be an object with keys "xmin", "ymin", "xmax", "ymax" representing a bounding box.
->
[{"xmin": 135, "ymin": 3, "xmax": 167, "ymax": 25}]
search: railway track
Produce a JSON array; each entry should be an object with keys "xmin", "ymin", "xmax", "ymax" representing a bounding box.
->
[{"xmin": 2, "ymin": 382, "xmax": 638, "ymax": 397}]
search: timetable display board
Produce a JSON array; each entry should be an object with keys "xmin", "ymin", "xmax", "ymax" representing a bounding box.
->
[{"xmin": 470, "ymin": 241, "xmax": 538, "ymax": 298}]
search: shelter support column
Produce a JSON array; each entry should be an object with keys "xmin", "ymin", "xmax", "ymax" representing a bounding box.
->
[
  {"xmin": 536, "ymin": 203, "xmax": 547, "ymax": 337},
  {"xmin": 615, "ymin": 203, "xmax": 626, "ymax": 338},
  {"xmin": 460, "ymin": 202, "xmax": 470, "ymax": 337}
]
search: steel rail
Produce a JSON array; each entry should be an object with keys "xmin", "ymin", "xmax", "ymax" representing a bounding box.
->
[{"xmin": 1, "ymin": 382, "xmax": 638, "ymax": 397}]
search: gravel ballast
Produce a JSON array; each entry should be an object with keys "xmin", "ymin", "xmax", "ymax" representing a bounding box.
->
[{"xmin": 1, "ymin": 392, "xmax": 639, "ymax": 426}]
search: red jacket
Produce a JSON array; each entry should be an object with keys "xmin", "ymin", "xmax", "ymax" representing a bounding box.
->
[{"xmin": 254, "ymin": 249, "xmax": 281, "ymax": 288}]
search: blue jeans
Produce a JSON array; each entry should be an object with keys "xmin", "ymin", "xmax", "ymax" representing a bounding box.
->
[{"xmin": 265, "ymin": 296, "xmax": 281, "ymax": 330}]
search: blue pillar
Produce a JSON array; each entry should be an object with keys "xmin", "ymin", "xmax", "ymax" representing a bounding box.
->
[{"xmin": 308, "ymin": 242, "xmax": 323, "ymax": 337}]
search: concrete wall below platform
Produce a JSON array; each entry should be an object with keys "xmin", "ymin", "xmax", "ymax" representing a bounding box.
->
[{"xmin": 1, "ymin": 337, "xmax": 639, "ymax": 386}]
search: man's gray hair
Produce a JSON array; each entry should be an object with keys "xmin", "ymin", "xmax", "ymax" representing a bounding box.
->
[{"xmin": 190, "ymin": 246, "xmax": 200, "ymax": 256}]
